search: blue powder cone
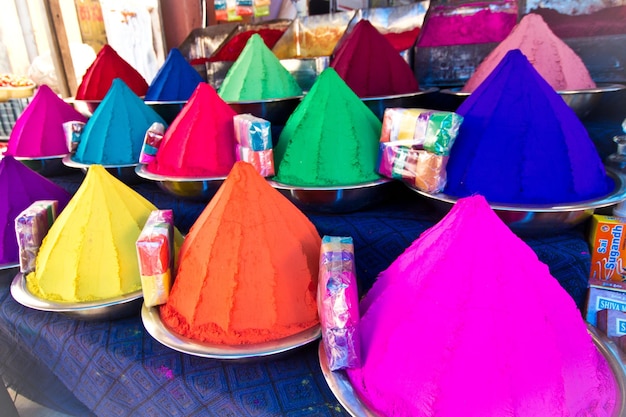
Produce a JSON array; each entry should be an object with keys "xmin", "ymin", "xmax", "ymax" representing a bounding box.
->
[
  {"xmin": 145, "ymin": 48, "xmax": 204, "ymax": 101},
  {"xmin": 444, "ymin": 49, "xmax": 611, "ymax": 205},
  {"xmin": 74, "ymin": 78, "xmax": 167, "ymax": 165}
]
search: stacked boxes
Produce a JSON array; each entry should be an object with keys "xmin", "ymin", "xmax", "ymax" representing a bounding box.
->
[
  {"xmin": 377, "ymin": 108, "xmax": 463, "ymax": 193},
  {"xmin": 233, "ymin": 113, "xmax": 274, "ymax": 177},
  {"xmin": 586, "ymin": 214, "xmax": 626, "ymax": 343}
]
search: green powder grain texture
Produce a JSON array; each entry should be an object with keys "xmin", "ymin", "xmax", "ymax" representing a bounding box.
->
[
  {"xmin": 218, "ymin": 34, "xmax": 303, "ymax": 102},
  {"xmin": 273, "ymin": 68, "xmax": 382, "ymax": 187}
]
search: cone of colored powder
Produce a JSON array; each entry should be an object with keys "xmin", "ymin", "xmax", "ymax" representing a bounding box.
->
[
  {"xmin": 26, "ymin": 165, "xmax": 182, "ymax": 302},
  {"xmin": 145, "ymin": 83, "xmax": 237, "ymax": 177},
  {"xmin": 0, "ymin": 156, "xmax": 71, "ymax": 265},
  {"xmin": 347, "ymin": 195, "xmax": 618, "ymax": 417},
  {"xmin": 444, "ymin": 49, "xmax": 611, "ymax": 205},
  {"xmin": 73, "ymin": 78, "xmax": 166, "ymax": 166},
  {"xmin": 273, "ymin": 68, "xmax": 382, "ymax": 186},
  {"xmin": 75, "ymin": 44, "xmax": 149, "ymax": 100},
  {"xmin": 330, "ymin": 20, "xmax": 419, "ymax": 98},
  {"xmin": 6, "ymin": 85, "xmax": 87, "ymax": 158},
  {"xmin": 462, "ymin": 13, "xmax": 596, "ymax": 93},
  {"xmin": 145, "ymin": 48, "xmax": 204, "ymax": 102},
  {"xmin": 160, "ymin": 161, "xmax": 321, "ymax": 345},
  {"xmin": 218, "ymin": 34, "xmax": 303, "ymax": 102}
]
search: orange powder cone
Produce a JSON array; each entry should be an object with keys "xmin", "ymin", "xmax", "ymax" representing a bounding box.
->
[{"xmin": 160, "ymin": 161, "xmax": 321, "ymax": 345}]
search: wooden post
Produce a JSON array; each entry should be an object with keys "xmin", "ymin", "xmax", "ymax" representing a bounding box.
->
[{"xmin": 43, "ymin": 0, "xmax": 78, "ymax": 98}]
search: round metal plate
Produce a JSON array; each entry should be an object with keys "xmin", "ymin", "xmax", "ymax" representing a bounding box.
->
[
  {"xmin": 10, "ymin": 273, "xmax": 143, "ymax": 321},
  {"xmin": 142, "ymin": 303, "xmax": 321, "ymax": 360}
]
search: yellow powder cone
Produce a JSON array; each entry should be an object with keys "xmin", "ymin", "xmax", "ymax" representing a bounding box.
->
[{"xmin": 26, "ymin": 165, "xmax": 182, "ymax": 302}]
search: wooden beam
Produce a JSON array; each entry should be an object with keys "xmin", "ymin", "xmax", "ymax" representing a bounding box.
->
[{"xmin": 43, "ymin": 0, "xmax": 78, "ymax": 97}]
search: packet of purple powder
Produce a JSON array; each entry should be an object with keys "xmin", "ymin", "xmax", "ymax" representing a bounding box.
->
[{"xmin": 318, "ymin": 235, "xmax": 361, "ymax": 371}]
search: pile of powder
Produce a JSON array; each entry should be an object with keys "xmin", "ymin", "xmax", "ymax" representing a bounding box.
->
[
  {"xmin": 218, "ymin": 34, "xmax": 303, "ymax": 102},
  {"xmin": 417, "ymin": 3, "xmax": 517, "ymax": 47},
  {"xmin": 75, "ymin": 44, "xmax": 148, "ymax": 101},
  {"xmin": 144, "ymin": 48, "xmax": 204, "ymax": 102},
  {"xmin": 160, "ymin": 161, "xmax": 320, "ymax": 345},
  {"xmin": 346, "ymin": 194, "xmax": 618, "ymax": 417},
  {"xmin": 209, "ymin": 28, "xmax": 286, "ymax": 62},
  {"xmin": 26, "ymin": 165, "xmax": 182, "ymax": 302},
  {"xmin": 531, "ymin": 6, "xmax": 626, "ymax": 38},
  {"xmin": 330, "ymin": 20, "xmax": 419, "ymax": 98},
  {"xmin": 6, "ymin": 85, "xmax": 87, "ymax": 158},
  {"xmin": 146, "ymin": 83, "xmax": 237, "ymax": 177},
  {"xmin": 273, "ymin": 68, "xmax": 382, "ymax": 186},
  {"xmin": 462, "ymin": 13, "xmax": 596, "ymax": 92},
  {"xmin": 384, "ymin": 26, "xmax": 421, "ymax": 52},
  {"xmin": 73, "ymin": 78, "xmax": 166, "ymax": 166},
  {"xmin": 0, "ymin": 156, "xmax": 71, "ymax": 265},
  {"xmin": 445, "ymin": 49, "xmax": 611, "ymax": 205}
]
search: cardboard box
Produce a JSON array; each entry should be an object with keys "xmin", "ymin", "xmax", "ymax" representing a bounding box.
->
[
  {"xmin": 588, "ymin": 214, "xmax": 626, "ymax": 291},
  {"xmin": 597, "ymin": 309, "xmax": 626, "ymax": 339},
  {"xmin": 585, "ymin": 287, "xmax": 626, "ymax": 326}
]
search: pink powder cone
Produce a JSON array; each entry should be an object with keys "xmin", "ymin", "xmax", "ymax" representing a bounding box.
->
[{"xmin": 347, "ymin": 195, "xmax": 618, "ymax": 417}]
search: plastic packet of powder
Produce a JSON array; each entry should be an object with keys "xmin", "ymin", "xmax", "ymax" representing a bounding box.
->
[
  {"xmin": 236, "ymin": 144, "xmax": 275, "ymax": 177},
  {"xmin": 318, "ymin": 235, "xmax": 361, "ymax": 371},
  {"xmin": 139, "ymin": 122, "xmax": 166, "ymax": 164},
  {"xmin": 377, "ymin": 143, "xmax": 449, "ymax": 193},
  {"xmin": 380, "ymin": 108, "xmax": 463, "ymax": 156},
  {"xmin": 233, "ymin": 113, "xmax": 272, "ymax": 151},
  {"xmin": 62, "ymin": 121, "xmax": 85, "ymax": 152},
  {"xmin": 136, "ymin": 209, "xmax": 174, "ymax": 307},
  {"xmin": 15, "ymin": 200, "xmax": 58, "ymax": 274}
]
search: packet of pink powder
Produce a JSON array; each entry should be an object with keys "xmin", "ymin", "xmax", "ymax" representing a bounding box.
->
[
  {"xmin": 136, "ymin": 209, "xmax": 174, "ymax": 307},
  {"xmin": 139, "ymin": 122, "xmax": 166, "ymax": 165},
  {"xmin": 318, "ymin": 235, "xmax": 361, "ymax": 371}
]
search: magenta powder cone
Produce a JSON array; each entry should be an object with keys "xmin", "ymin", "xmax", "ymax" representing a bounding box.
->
[{"xmin": 7, "ymin": 85, "xmax": 87, "ymax": 158}]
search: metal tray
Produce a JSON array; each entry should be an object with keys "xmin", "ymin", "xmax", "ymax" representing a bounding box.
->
[
  {"xmin": 135, "ymin": 164, "xmax": 225, "ymax": 201},
  {"xmin": 142, "ymin": 303, "xmax": 321, "ymax": 360},
  {"xmin": 0, "ymin": 262, "xmax": 18, "ymax": 285},
  {"xmin": 319, "ymin": 324, "xmax": 626, "ymax": 417},
  {"xmin": 15, "ymin": 154, "xmax": 72, "ymax": 177},
  {"xmin": 10, "ymin": 273, "xmax": 143, "ymax": 321},
  {"xmin": 62, "ymin": 155, "xmax": 143, "ymax": 185}
]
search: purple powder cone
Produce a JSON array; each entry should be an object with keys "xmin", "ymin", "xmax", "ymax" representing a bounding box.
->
[
  {"xmin": 444, "ymin": 49, "xmax": 611, "ymax": 205},
  {"xmin": 0, "ymin": 156, "xmax": 71, "ymax": 264}
]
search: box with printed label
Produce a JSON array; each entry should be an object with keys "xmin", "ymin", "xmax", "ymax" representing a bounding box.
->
[
  {"xmin": 588, "ymin": 214, "xmax": 626, "ymax": 291},
  {"xmin": 585, "ymin": 287, "xmax": 626, "ymax": 326}
]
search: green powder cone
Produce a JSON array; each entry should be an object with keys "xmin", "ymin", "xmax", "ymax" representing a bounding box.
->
[
  {"xmin": 274, "ymin": 68, "xmax": 382, "ymax": 186},
  {"xmin": 218, "ymin": 34, "xmax": 303, "ymax": 101}
]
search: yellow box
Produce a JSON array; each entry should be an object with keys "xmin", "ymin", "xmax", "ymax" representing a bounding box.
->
[{"xmin": 589, "ymin": 214, "xmax": 626, "ymax": 291}]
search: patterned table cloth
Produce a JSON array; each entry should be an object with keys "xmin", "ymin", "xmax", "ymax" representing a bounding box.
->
[{"xmin": 0, "ymin": 173, "xmax": 593, "ymax": 417}]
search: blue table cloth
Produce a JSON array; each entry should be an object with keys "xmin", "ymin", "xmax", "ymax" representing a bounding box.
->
[{"xmin": 1, "ymin": 88, "xmax": 623, "ymax": 417}]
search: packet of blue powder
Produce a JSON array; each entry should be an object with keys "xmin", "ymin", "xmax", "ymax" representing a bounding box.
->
[
  {"xmin": 15, "ymin": 200, "xmax": 58, "ymax": 274},
  {"xmin": 318, "ymin": 235, "xmax": 361, "ymax": 371}
]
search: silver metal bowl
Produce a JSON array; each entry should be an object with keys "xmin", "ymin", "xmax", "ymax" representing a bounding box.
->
[
  {"xmin": 135, "ymin": 164, "xmax": 225, "ymax": 201},
  {"xmin": 0, "ymin": 263, "xmax": 18, "ymax": 285},
  {"xmin": 15, "ymin": 154, "xmax": 73, "ymax": 177},
  {"xmin": 267, "ymin": 178, "xmax": 394, "ymax": 213},
  {"xmin": 407, "ymin": 167, "xmax": 626, "ymax": 235},
  {"xmin": 440, "ymin": 83, "xmax": 626, "ymax": 119},
  {"xmin": 227, "ymin": 95, "xmax": 302, "ymax": 126},
  {"xmin": 361, "ymin": 87, "xmax": 439, "ymax": 120},
  {"xmin": 142, "ymin": 303, "xmax": 321, "ymax": 360},
  {"xmin": 62, "ymin": 155, "xmax": 143, "ymax": 185},
  {"xmin": 144, "ymin": 100, "xmax": 186, "ymax": 125},
  {"xmin": 10, "ymin": 273, "xmax": 144, "ymax": 321},
  {"xmin": 319, "ymin": 324, "xmax": 626, "ymax": 417},
  {"xmin": 279, "ymin": 56, "xmax": 330, "ymax": 92}
]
